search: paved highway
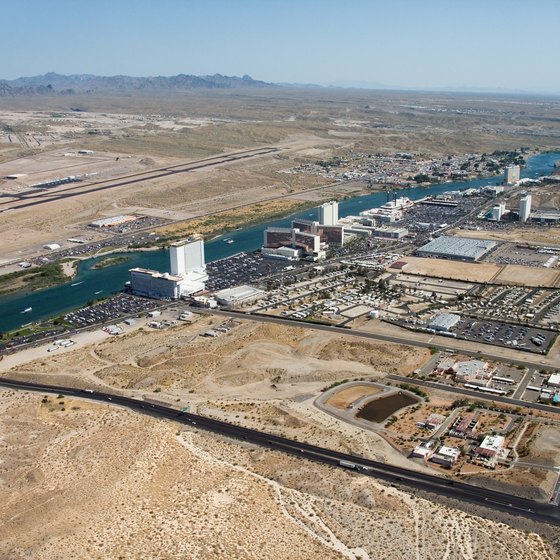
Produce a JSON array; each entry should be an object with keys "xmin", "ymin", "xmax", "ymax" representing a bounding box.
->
[{"xmin": 0, "ymin": 377, "xmax": 558, "ymax": 526}]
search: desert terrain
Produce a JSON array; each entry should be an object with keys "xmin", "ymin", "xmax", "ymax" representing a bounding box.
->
[
  {"xmin": 1, "ymin": 387, "xmax": 558, "ymax": 560},
  {"xmin": 1, "ymin": 318, "xmax": 430, "ymax": 469},
  {"xmin": 2, "ymin": 87, "xmax": 560, "ymax": 557},
  {"xmin": 1, "ymin": 318, "xmax": 560, "ymax": 555},
  {"xmin": 2, "ymin": 88, "xmax": 560, "ymax": 262}
]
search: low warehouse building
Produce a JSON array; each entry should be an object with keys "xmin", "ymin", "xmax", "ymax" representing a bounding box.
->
[
  {"xmin": 428, "ymin": 313, "xmax": 460, "ymax": 332},
  {"xmin": 430, "ymin": 445, "xmax": 460, "ymax": 467},
  {"xmin": 475, "ymin": 435, "xmax": 505, "ymax": 458},
  {"xmin": 215, "ymin": 285, "xmax": 265, "ymax": 306},
  {"xmin": 547, "ymin": 373, "xmax": 560, "ymax": 388},
  {"xmin": 417, "ymin": 235, "xmax": 497, "ymax": 261}
]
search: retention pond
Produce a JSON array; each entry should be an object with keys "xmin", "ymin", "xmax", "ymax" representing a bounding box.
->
[{"xmin": 356, "ymin": 392, "xmax": 420, "ymax": 423}]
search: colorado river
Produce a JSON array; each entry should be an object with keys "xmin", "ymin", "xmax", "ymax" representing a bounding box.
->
[{"xmin": 1, "ymin": 151, "xmax": 558, "ymax": 333}]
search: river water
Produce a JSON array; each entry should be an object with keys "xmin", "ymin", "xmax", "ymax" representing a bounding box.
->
[{"xmin": 1, "ymin": 151, "xmax": 558, "ymax": 333}]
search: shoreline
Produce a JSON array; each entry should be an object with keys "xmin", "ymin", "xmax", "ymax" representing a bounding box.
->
[{"xmin": 1, "ymin": 150, "xmax": 558, "ymax": 334}]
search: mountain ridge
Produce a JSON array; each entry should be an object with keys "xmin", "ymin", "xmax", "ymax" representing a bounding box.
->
[{"xmin": 0, "ymin": 72, "xmax": 273, "ymax": 95}]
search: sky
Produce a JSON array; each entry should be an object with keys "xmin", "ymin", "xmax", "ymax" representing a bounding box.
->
[{"xmin": 2, "ymin": 0, "xmax": 559, "ymax": 93}]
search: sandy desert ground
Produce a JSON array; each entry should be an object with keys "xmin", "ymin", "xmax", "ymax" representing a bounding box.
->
[
  {"xmin": 1, "ymin": 319, "xmax": 431, "ymax": 469},
  {"xmin": 0, "ymin": 305, "xmax": 559, "ymax": 557},
  {"xmin": 1, "ymin": 388, "xmax": 558, "ymax": 560},
  {"xmin": 397, "ymin": 256, "xmax": 560, "ymax": 288}
]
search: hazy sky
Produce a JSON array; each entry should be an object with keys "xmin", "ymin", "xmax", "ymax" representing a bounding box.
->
[{"xmin": 2, "ymin": 0, "xmax": 559, "ymax": 92}]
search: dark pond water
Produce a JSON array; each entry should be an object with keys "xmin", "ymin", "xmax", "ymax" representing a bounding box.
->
[{"xmin": 356, "ymin": 392, "xmax": 419, "ymax": 423}]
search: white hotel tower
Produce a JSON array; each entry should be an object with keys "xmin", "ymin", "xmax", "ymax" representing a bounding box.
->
[
  {"xmin": 519, "ymin": 194, "xmax": 532, "ymax": 223},
  {"xmin": 129, "ymin": 236, "xmax": 207, "ymax": 299},
  {"xmin": 170, "ymin": 236, "xmax": 206, "ymax": 276},
  {"xmin": 318, "ymin": 201, "xmax": 339, "ymax": 225},
  {"xmin": 505, "ymin": 164, "xmax": 521, "ymax": 185}
]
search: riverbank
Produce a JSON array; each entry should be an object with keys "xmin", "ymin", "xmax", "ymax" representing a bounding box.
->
[
  {"xmin": 1, "ymin": 150, "xmax": 559, "ymax": 334},
  {"xmin": 0, "ymin": 263, "xmax": 71, "ymax": 298},
  {"xmin": 147, "ymin": 197, "xmax": 327, "ymax": 247},
  {"xmin": 91, "ymin": 255, "xmax": 132, "ymax": 270}
]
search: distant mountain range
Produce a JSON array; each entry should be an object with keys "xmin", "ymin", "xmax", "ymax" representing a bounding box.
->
[
  {"xmin": 1, "ymin": 72, "xmax": 557, "ymax": 97},
  {"xmin": 0, "ymin": 72, "xmax": 272, "ymax": 96}
]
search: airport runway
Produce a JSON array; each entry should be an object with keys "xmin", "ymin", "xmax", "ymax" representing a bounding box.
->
[
  {"xmin": 0, "ymin": 377, "xmax": 558, "ymax": 526},
  {"xmin": 0, "ymin": 147, "xmax": 279, "ymax": 212}
]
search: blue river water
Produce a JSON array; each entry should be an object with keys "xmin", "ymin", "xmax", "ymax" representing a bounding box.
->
[{"xmin": 1, "ymin": 151, "xmax": 558, "ymax": 333}]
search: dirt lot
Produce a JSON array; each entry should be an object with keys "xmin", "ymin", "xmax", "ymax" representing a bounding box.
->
[
  {"xmin": 326, "ymin": 385, "xmax": 383, "ymax": 410},
  {"xmin": 1, "ymin": 319, "xmax": 426, "ymax": 408},
  {"xmin": 521, "ymin": 423, "xmax": 560, "ymax": 468},
  {"xmin": 398, "ymin": 256, "xmax": 560, "ymax": 288},
  {"xmin": 449, "ymin": 226, "xmax": 560, "ymax": 246}
]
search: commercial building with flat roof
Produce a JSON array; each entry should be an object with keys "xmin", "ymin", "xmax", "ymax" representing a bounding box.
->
[
  {"xmin": 261, "ymin": 246, "xmax": 302, "ymax": 260},
  {"xmin": 453, "ymin": 359, "xmax": 490, "ymax": 384},
  {"xmin": 449, "ymin": 415, "xmax": 478, "ymax": 439},
  {"xmin": 292, "ymin": 219, "xmax": 344, "ymax": 246},
  {"xmin": 417, "ymin": 235, "xmax": 497, "ymax": 261},
  {"xmin": 129, "ymin": 268, "xmax": 185, "ymax": 299},
  {"xmin": 476, "ymin": 435, "xmax": 505, "ymax": 458},
  {"xmin": 430, "ymin": 445, "xmax": 460, "ymax": 467},
  {"xmin": 417, "ymin": 413, "xmax": 446, "ymax": 431},
  {"xmin": 547, "ymin": 373, "xmax": 560, "ymax": 388},
  {"xmin": 90, "ymin": 215, "xmax": 140, "ymax": 228},
  {"xmin": 372, "ymin": 226, "xmax": 408, "ymax": 239},
  {"xmin": 215, "ymin": 285, "xmax": 265, "ymax": 306},
  {"xmin": 428, "ymin": 313, "xmax": 460, "ymax": 332},
  {"xmin": 529, "ymin": 210, "xmax": 560, "ymax": 224},
  {"xmin": 263, "ymin": 226, "xmax": 323, "ymax": 259}
]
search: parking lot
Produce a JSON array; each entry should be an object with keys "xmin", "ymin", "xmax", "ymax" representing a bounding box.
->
[
  {"xmin": 486, "ymin": 243, "xmax": 559, "ymax": 268},
  {"xmin": 205, "ymin": 252, "xmax": 306, "ymax": 292},
  {"xmin": 452, "ymin": 318, "xmax": 555, "ymax": 354},
  {"xmin": 64, "ymin": 293, "xmax": 162, "ymax": 328},
  {"xmin": 404, "ymin": 196, "xmax": 483, "ymax": 241}
]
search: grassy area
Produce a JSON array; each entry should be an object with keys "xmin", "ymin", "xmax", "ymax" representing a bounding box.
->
[
  {"xmin": 0, "ymin": 263, "xmax": 69, "ymax": 296},
  {"xmin": 91, "ymin": 255, "xmax": 132, "ymax": 269},
  {"xmin": 133, "ymin": 199, "xmax": 318, "ymax": 248}
]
